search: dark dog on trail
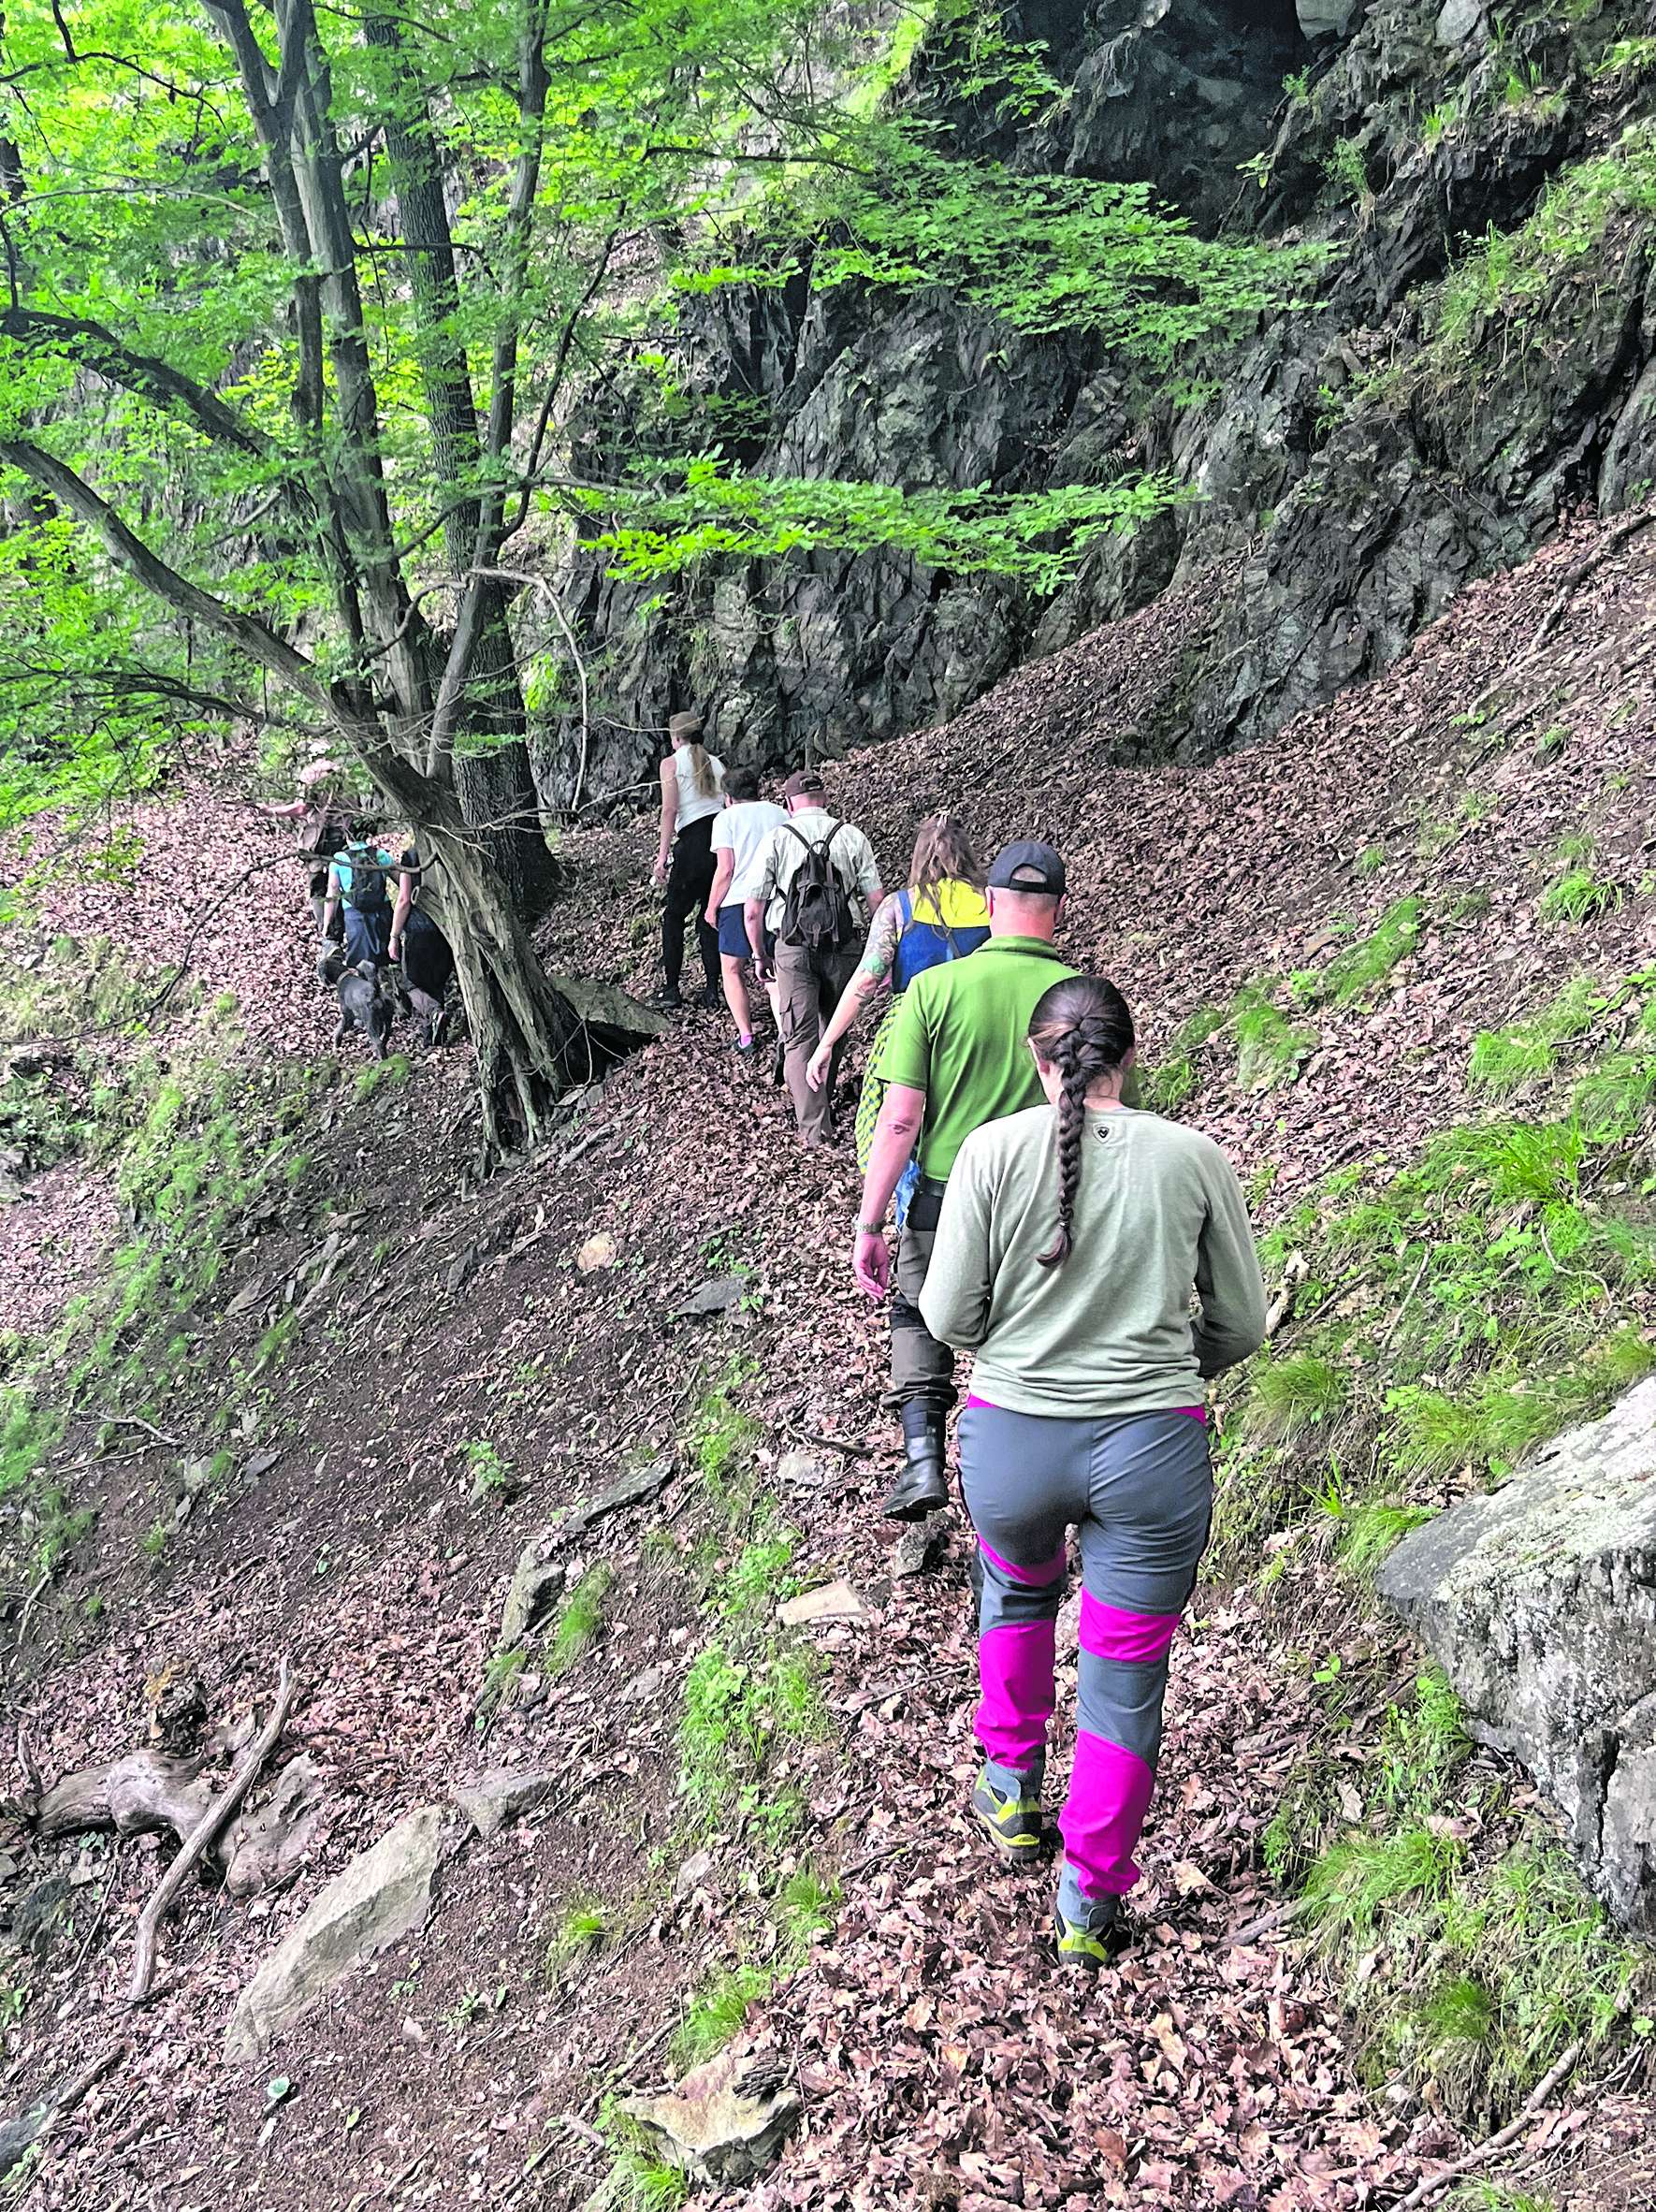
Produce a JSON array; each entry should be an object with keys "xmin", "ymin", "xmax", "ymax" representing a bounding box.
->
[
  {"xmin": 318, "ymin": 949, "xmax": 396, "ymax": 1058},
  {"xmin": 317, "ymin": 938, "xmax": 455, "ymax": 1051}
]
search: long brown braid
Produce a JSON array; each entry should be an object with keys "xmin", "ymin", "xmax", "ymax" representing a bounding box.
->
[{"xmin": 1026, "ymin": 976, "xmax": 1136, "ymax": 1267}]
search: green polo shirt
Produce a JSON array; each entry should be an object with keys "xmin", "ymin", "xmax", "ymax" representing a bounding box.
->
[{"xmin": 879, "ymin": 936, "xmax": 1077, "ymax": 1182}]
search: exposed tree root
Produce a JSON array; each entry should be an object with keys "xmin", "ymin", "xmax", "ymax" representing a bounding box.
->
[
  {"xmin": 0, "ymin": 2041, "xmax": 126, "ymax": 2182},
  {"xmin": 128, "ymin": 1657, "xmax": 296, "ymax": 2002},
  {"xmin": 17, "ymin": 1664, "xmax": 316, "ymax": 1952},
  {"xmin": 1469, "ymin": 507, "xmax": 1656, "ymax": 723}
]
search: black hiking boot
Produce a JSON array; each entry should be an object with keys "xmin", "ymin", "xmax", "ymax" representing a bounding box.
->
[
  {"xmin": 881, "ymin": 1404, "xmax": 949, "ymax": 1521},
  {"xmin": 656, "ymin": 983, "xmax": 684, "ymax": 1011},
  {"xmin": 700, "ymin": 981, "xmax": 721, "ymax": 1010}
]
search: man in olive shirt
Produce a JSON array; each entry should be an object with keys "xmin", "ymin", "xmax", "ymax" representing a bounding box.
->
[{"xmin": 853, "ymin": 840, "xmax": 1076, "ymax": 1520}]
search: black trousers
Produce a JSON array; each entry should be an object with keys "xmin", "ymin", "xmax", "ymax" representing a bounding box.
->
[{"xmin": 662, "ymin": 814, "xmax": 720, "ymax": 992}]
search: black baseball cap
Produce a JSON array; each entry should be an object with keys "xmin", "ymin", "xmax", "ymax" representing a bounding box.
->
[
  {"xmin": 783, "ymin": 769, "xmax": 826, "ymax": 799},
  {"xmin": 987, "ymin": 839, "xmax": 1067, "ymax": 895}
]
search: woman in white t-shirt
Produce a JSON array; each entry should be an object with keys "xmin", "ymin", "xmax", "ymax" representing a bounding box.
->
[
  {"xmin": 704, "ymin": 766, "xmax": 787, "ymax": 1055},
  {"xmin": 652, "ymin": 709, "xmax": 725, "ymax": 1009}
]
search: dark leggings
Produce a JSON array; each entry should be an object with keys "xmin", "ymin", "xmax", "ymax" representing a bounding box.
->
[{"xmin": 662, "ymin": 813, "xmax": 719, "ymax": 993}]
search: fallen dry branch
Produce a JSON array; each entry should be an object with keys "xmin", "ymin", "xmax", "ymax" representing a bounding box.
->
[
  {"xmin": 1263, "ymin": 1249, "xmax": 1308, "ymax": 1340},
  {"xmin": 127, "ymin": 1656, "xmax": 296, "ymax": 2005},
  {"xmin": 1389, "ymin": 2036, "xmax": 1583, "ymax": 2210},
  {"xmin": 1531, "ymin": 510, "xmax": 1655, "ymax": 650},
  {"xmin": 89, "ymin": 1410, "xmax": 182, "ymax": 1448},
  {"xmin": 1227, "ymin": 1897, "xmax": 1306, "ymax": 1947},
  {"xmin": 0, "ymin": 2041, "xmax": 126, "ymax": 2182}
]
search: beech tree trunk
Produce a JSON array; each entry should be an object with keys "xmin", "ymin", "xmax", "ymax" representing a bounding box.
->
[
  {"xmin": 452, "ymin": 583, "xmax": 560, "ymax": 922},
  {"xmin": 419, "ymin": 821, "xmax": 595, "ymax": 1152}
]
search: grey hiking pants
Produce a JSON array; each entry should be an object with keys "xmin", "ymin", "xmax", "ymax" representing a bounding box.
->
[{"xmin": 961, "ymin": 1400, "xmax": 1213, "ymax": 1904}]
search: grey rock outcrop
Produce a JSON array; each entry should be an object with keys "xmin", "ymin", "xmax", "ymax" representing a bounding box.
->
[
  {"xmin": 499, "ymin": 1539, "xmax": 566, "ymax": 1648},
  {"xmin": 1379, "ymin": 1379, "xmax": 1656, "ymax": 1933},
  {"xmin": 223, "ymin": 1804, "xmax": 444, "ymax": 2059}
]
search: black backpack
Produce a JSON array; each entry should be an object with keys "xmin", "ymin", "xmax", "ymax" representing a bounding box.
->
[
  {"xmin": 341, "ymin": 843, "xmax": 389, "ymax": 910},
  {"xmin": 778, "ymin": 821, "xmax": 856, "ymax": 951}
]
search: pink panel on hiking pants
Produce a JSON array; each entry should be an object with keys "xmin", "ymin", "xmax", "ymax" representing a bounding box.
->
[
  {"xmin": 975, "ymin": 1619, "xmax": 1055, "ymax": 1770},
  {"xmin": 1079, "ymin": 1591, "xmax": 1181, "ymax": 1666},
  {"xmin": 977, "ymin": 1534, "xmax": 1067, "ymax": 1588},
  {"xmin": 1060, "ymin": 1730, "xmax": 1156, "ymax": 1897}
]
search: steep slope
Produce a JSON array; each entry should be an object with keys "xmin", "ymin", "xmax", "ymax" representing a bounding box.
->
[
  {"xmin": 1, "ymin": 509, "xmax": 1653, "ymax": 2209},
  {"xmin": 546, "ymin": 0, "xmax": 1656, "ymax": 803}
]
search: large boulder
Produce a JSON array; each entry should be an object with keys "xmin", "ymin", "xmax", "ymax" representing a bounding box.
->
[
  {"xmin": 1378, "ymin": 1379, "xmax": 1656, "ymax": 1933},
  {"xmin": 223, "ymin": 1804, "xmax": 445, "ymax": 2060}
]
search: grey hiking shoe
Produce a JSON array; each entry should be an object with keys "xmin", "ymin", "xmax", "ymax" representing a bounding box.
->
[
  {"xmin": 1054, "ymin": 1862, "xmax": 1126, "ymax": 1971},
  {"xmin": 969, "ymin": 1760, "xmax": 1044, "ymax": 1864}
]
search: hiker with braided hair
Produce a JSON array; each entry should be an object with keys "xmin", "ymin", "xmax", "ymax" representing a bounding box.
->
[{"xmin": 921, "ymin": 975, "xmax": 1266, "ymax": 1968}]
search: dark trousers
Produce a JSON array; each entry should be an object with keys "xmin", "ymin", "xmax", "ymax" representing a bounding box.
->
[
  {"xmin": 344, "ymin": 903, "xmax": 393, "ymax": 967},
  {"xmin": 775, "ymin": 939, "xmax": 857, "ymax": 1145},
  {"xmin": 662, "ymin": 815, "xmax": 719, "ymax": 993},
  {"xmin": 887, "ymin": 1178, "xmax": 956, "ymax": 1422}
]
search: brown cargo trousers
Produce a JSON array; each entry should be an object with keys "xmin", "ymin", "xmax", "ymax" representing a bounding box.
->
[{"xmin": 775, "ymin": 939, "xmax": 859, "ymax": 1146}]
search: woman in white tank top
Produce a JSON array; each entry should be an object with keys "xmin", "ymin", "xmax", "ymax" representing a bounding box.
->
[{"xmin": 652, "ymin": 709, "xmax": 726, "ymax": 1007}]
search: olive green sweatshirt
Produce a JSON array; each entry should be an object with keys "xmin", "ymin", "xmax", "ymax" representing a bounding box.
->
[{"xmin": 918, "ymin": 1103, "xmax": 1268, "ymax": 1418}]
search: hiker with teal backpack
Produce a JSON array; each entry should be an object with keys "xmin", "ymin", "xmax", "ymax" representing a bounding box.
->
[
  {"xmin": 321, "ymin": 824, "xmax": 399, "ymax": 968},
  {"xmin": 744, "ymin": 769, "xmax": 883, "ymax": 1147},
  {"xmin": 805, "ymin": 815, "xmax": 989, "ymax": 1196}
]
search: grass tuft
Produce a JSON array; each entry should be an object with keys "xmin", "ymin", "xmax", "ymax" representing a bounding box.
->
[
  {"xmin": 1246, "ymin": 1352, "xmax": 1346, "ymax": 1444},
  {"xmin": 548, "ymin": 1564, "xmax": 614, "ymax": 1676},
  {"xmin": 1234, "ymin": 987, "xmax": 1315, "ymax": 1091},
  {"xmin": 1319, "ymin": 896, "xmax": 1422, "ymax": 1006},
  {"xmin": 670, "ymin": 1961, "xmax": 770, "ymax": 2070},
  {"xmin": 1538, "ymin": 868, "xmax": 1622, "ymax": 928},
  {"xmin": 544, "ymin": 1897, "xmax": 608, "ymax": 1980}
]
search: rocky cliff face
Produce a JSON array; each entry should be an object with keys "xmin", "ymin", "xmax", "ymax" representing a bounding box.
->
[{"xmin": 542, "ymin": 0, "xmax": 1656, "ymax": 808}]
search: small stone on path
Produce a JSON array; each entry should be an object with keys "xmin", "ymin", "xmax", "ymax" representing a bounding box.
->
[
  {"xmin": 891, "ymin": 1517, "xmax": 947, "ymax": 1579},
  {"xmin": 452, "ymin": 1768, "xmax": 555, "ymax": 1840},
  {"xmin": 499, "ymin": 1540, "xmax": 565, "ymax": 1647},
  {"xmin": 621, "ymin": 2046, "xmax": 800, "ymax": 2184},
  {"xmin": 778, "ymin": 1580, "xmax": 869, "ymax": 1628},
  {"xmin": 775, "ymin": 1448, "xmax": 831, "ymax": 1491},
  {"xmin": 672, "ymin": 1273, "xmax": 748, "ymax": 1319},
  {"xmin": 223, "ymin": 1804, "xmax": 444, "ymax": 2061},
  {"xmin": 560, "ymin": 1458, "xmax": 673, "ymax": 1535}
]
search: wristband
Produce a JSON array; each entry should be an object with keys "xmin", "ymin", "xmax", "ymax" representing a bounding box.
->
[{"xmin": 857, "ymin": 1221, "xmax": 886, "ymax": 1237}]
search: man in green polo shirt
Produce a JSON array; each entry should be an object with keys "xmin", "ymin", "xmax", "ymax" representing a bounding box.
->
[{"xmin": 853, "ymin": 840, "xmax": 1076, "ymax": 1520}]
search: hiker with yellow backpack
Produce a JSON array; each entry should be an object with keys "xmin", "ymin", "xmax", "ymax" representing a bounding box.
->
[{"xmin": 806, "ymin": 814, "xmax": 990, "ymax": 1201}]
